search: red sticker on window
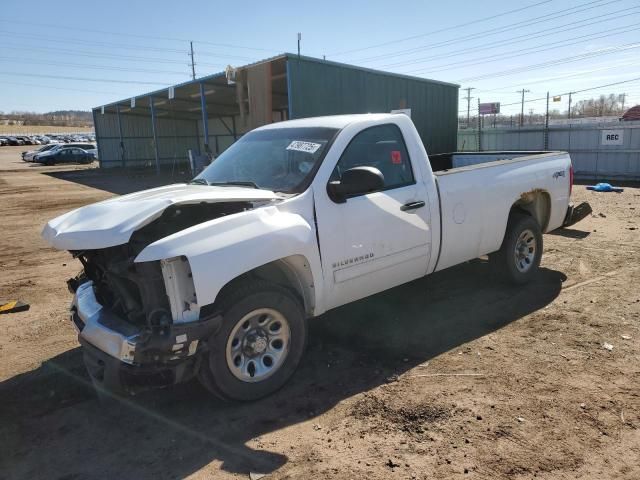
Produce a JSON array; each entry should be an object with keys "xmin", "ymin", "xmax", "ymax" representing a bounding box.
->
[{"xmin": 391, "ymin": 150, "xmax": 402, "ymax": 164}]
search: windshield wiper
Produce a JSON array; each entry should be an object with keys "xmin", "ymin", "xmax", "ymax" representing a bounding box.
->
[
  {"xmin": 189, "ymin": 178, "xmax": 209, "ymax": 185},
  {"xmin": 208, "ymin": 181, "xmax": 259, "ymax": 189}
]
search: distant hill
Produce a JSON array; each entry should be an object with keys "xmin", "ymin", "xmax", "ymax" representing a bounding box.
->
[{"xmin": 0, "ymin": 110, "xmax": 93, "ymax": 127}]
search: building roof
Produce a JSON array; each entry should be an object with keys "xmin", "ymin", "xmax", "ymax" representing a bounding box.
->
[
  {"xmin": 621, "ymin": 105, "xmax": 640, "ymax": 121},
  {"xmin": 93, "ymin": 53, "xmax": 458, "ymax": 112}
]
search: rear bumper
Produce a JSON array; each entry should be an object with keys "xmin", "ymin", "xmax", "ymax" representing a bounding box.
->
[
  {"xmin": 563, "ymin": 202, "xmax": 593, "ymax": 227},
  {"xmin": 71, "ymin": 281, "xmax": 221, "ymax": 394}
]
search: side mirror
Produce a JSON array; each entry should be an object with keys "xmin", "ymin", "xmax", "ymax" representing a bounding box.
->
[{"xmin": 327, "ymin": 166, "xmax": 385, "ymax": 203}]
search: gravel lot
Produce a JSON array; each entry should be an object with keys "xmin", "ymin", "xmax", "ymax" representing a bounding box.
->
[{"xmin": 1, "ymin": 145, "xmax": 639, "ymax": 479}]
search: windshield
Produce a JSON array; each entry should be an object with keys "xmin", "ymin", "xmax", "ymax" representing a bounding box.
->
[{"xmin": 195, "ymin": 127, "xmax": 338, "ymax": 193}]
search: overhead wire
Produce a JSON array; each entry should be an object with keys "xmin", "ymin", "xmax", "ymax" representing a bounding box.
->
[
  {"xmin": 403, "ymin": 23, "xmax": 640, "ymax": 75},
  {"xmin": 0, "ymin": 80, "xmax": 119, "ymax": 95},
  {"xmin": 467, "ymin": 60, "xmax": 640, "ymax": 94},
  {"xmin": 345, "ymin": 0, "xmax": 618, "ymax": 63},
  {"xmin": 375, "ymin": 5, "xmax": 640, "ymax": 70},
  {"xmin": 328, "ymin": 0, "xmax": 555, "ymax": 56},
  {"xmin": 1, "ymin": 42, "xmax": 194, "ymax": 65},
  {"xmin": 0, "ymin": 19, "xmax": 280, "ymax": 53},
  {"xmin": 0, "ymin": 57, "xmax": 194, "ymax": 76},
  {"xmin": 456, "ymin": 42, "xmax": 640, "ymax": 82},
  {"xmin": 0, "ymin": 72, "xmax": 171, "ymax": 86}
]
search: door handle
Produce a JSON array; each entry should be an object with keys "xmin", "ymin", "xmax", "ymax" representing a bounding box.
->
[{"xmin": 400, "ymin": 200, "xmax": 426, "ymax": 211}]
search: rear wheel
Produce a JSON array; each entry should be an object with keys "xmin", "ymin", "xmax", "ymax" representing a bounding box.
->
[
  {"xmin": 198, "ymin": 280, "xmax": 307, "ymax": 401},
  {"xmin": 490, "ymin": 213, "xmax": 543, "ymax": 285}
]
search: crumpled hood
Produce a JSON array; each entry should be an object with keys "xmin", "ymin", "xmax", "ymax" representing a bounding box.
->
[{"xmin": 42, "ymin": 183, "xmax": 278, "ymax": 250}]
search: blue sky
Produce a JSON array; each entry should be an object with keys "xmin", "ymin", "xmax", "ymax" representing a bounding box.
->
[{"xmin": 1, "ymin": 0, "xmax": 639, "ymax": 117}]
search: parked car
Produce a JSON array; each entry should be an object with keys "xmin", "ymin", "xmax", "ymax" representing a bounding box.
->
[
  {"xmin": 5, "ymin": 137, "xmax": 24, "ymax": 146},
  {"xmin": 0, "ymin": 137, "xmax": 9, "ymax": 146},
  {"xmin": 33, "ymin": 143, "xmax": 96, "ymax": 162},
  {"xmin": 22, "ymin": 144, "xmax": 58, "ymax": 161},
  {"xmin": 15, "ymin": 136, "xmax": 34, "ymax": 145},
  {"xmin": 42, "ymin": 114, "xmax": 592, "ymax": 401},
  {"xmin": 36, "ymin": 146, "xmax": 95, "ymax": 165}
]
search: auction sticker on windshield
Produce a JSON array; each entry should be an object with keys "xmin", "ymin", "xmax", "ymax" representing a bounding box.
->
[{"xmin": 286, "ymin": 141, "xmax": 322, "ymax": 154}]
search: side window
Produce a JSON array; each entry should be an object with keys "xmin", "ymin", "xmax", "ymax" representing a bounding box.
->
[{"xmin": 330, "ymin": 124, "xmax": 414, "ymax": 190}]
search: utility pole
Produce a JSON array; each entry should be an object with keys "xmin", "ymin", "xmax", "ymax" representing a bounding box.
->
[
  {"xmin": 567, "ymin": 92, "xmax": 572, "ymax": 119},
  {"xmin": 544, "ymin": 91, "xmax": 550, "ymax": 149},
  {"xmin": 621, "ymin": 93, "xmax": 626, "ymax": 112},
  {"xmin": 297, "ymin": 33, "xmax": 302, "ymax": 58},
  {"xmin": 189, "ymin": 41, "xmax": 196, "ymax": 80},
  {"xmin": 517, "ymin": 89, "xmax": 530, "ymax": 127},
  {"xmin": 477, "ymin": 98, "xmax": 482, "ymax": 152},
  {"xmin": 463, "ymin": 87, "xmax": 475, "ymax": 129}
]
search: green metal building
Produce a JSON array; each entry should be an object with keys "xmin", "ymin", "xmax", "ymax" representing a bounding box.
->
[{"xmin": 93, "ymin": 54, "xmax": 459, "ymax": 170}]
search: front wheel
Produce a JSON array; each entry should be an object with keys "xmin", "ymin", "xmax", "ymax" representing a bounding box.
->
[
  {"xmin": 490, "ymin": 213, "xmax": 543, "ymax": 285},
  {"xmin": 198, "ymin": 281, "xmax": 307, "ymax": 401}
]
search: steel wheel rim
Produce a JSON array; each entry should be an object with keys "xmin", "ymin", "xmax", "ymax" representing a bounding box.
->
[
  {"xmin": 514, "ymin": 228, "xmax": 536, "ymax": 273},
  {"xmin": 225, "ymin": 308, "xmax": 291, "ymax": 383}
]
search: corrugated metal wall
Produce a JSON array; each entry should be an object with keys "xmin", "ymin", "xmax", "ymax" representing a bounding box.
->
[
  {"xmin": 94, "ymin": 112, "xmax": 200, "ymax": 168},
  {"xmin": 457, "ymin": 123, "xmax": 640, "ymax": 180},
  {"xmin": 287, "ymin": 57, "xmax": 459, "ymax": 155}
]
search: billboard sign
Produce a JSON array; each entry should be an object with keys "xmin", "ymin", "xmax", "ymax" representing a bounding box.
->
[{"xmin": 479, "ymin": 102, "xmax": 500, "ymax": 115}]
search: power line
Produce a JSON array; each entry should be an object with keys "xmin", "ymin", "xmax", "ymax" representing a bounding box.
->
[
  {"xmin": 0, "ymin": 31, "xmax": 187, "ymax": 54},
  {"xmin": 1, "ymin": 42, "xmax": 195, "ymax": 65},
  {"xmin": 0, "ymin": 72, "xmax": 171, "ymax": 86},
  {"xmin": 0, "ymin": 31, "xmax": 264, "ymax": 64},
  {"xmin": 0, "ymin": 57, "xmax": 192, "ymax": 76},
  {"xmin": 349, "ymin": 0, "xmax": 618, "ymax": 64},
  {"xmin": 469, "ymin": 60, "xmax": 640, "ymax": 95},
  {"xmin": 403, "ymin": 23, "xmax": 640, "ymax": 75},
  {"xmin": 498, "ymin": 76, "xmax": 640, "ymax": 108},
  {"xmin": 376, "ymin": 5, "xmax": 639, "ymax": 70},
  {"xmin": 0, "ymin": 80, "xmax": 119, "ymax": 95},
  {"xmin": 328, "ymin": 0, "xmax": 554, "ymax": 56},
  {"xmin": 456, "ymin": 75, "xmax": 640, "ymax": 114},
  {"xmin": 457, "ymin": 42, "xmax": 640, "ymax": 82},
  {"xmin": 0, "ymin": 19, "xmax": 280, "ymax": 53}
]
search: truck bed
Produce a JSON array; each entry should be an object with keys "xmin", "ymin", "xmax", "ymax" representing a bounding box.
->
[
  {"xmin": 430, "ymin": 151, "xmax": 572, "ymax": 272},
  {"xmin": 429, "ymin": 151, "xmax": 554, "ymax": 173}
]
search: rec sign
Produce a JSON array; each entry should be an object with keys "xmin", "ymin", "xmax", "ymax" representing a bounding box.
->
[{"xmin": 600, "ymin": 129, "xmax": 624, "ymax": 146}]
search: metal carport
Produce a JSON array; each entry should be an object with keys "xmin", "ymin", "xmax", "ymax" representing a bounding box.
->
[{"xmin": 93, "ymin": 54, "xmax": 458, "ymax": 170}]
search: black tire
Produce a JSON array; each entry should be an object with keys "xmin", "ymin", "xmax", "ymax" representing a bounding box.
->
[
  {"xmin": 198, "ymin": 280, "xmax": 307, "ymax": 401},
  {"xmin": 490, "ymin": 212, "xmax": 543, "ymax": 285}
]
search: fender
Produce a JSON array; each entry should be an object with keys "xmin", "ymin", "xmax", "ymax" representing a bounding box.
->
[{"xmin": 134, "ymin": 205, "xmax": 324, "ymax": 313}]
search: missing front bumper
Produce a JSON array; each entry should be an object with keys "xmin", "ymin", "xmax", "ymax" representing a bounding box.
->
[{"xmin": 71, "ymin": 281, "xmax": 221, "ymax": 393}]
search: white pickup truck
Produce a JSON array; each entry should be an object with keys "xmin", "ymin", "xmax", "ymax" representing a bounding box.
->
[{"xmin": 43, "ymin": 114, "xmax": 591, "ymax": 401}]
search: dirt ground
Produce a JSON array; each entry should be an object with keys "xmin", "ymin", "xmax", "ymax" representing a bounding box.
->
[{"xmin": 1, "ymin": 145, "xmax": 639, "ymax": 480}]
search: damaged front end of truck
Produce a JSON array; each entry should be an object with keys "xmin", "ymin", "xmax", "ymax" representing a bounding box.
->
[{"xmin": 44, "ymin": 185, "xmax": 280, "ymax": 394}]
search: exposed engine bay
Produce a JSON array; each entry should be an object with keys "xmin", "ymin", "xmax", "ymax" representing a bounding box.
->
[{"xmin": 70, "ymin": 201, "xmax": 254, "ymax": 328}]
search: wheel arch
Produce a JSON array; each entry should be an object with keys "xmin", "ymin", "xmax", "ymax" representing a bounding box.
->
[
  {"xmin": 207, "ymin": 255, "xmax": 317, "ymax": 319},
  {"xmin": 510, "ymin": 189, "xmax": 551, "ymax": 231}
]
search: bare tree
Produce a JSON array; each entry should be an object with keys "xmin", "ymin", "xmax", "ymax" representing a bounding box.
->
[{"xmin": 573, "ymin": 93, "xmax": 626, "ymax": 117}]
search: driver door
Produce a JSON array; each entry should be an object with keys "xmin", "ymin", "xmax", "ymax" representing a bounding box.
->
[{"xmin": 315, "ymin": 123, "xmax": 432, "ymax": 310}]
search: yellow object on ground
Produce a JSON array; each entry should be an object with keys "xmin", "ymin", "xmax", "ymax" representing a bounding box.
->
[{"xmin": 0, "ymin": 300, "xmax": 30, "ymax": 314}]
